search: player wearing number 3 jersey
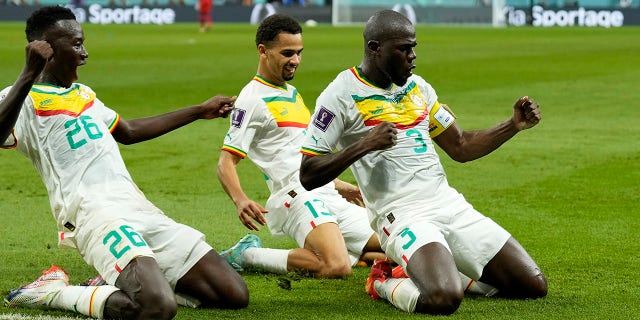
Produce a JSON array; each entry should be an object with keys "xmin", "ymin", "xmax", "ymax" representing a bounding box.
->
[
  {"xmin": 300, "ymin": 9, "xmax": 547, "ymax": 316},
  {"xmin": 0, "ymin": 6, "xmax": 246, "ymax": 320}
]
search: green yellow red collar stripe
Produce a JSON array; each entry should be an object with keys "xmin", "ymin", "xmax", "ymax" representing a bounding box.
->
[
  {"xmin": 253, "ymin": 75, "xmax": 287, "ymax": 90},
  {"xmin": 349, "ymin": 67, "xmax": 393, "ymax": 90}
]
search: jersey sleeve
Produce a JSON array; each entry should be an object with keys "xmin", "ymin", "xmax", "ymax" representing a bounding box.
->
[
  {"xmin": 415, "ymin": 78, "xmax": 456, "ymax": 138},
  {"xmin": 300, "ymin": 90, "xmax": 345, "ymax": 157},
  {"xmin": 221, "ymin": 96, "xmax": 264, "ymax": 159},
  {"xmin": 78, "ymin": 84, "xmax": 120, "ymax": 133}
]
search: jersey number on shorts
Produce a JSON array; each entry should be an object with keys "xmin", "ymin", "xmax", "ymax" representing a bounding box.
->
[
  {"xmin": 406, "ymin": 129, "xmax": 427, "ymax": 154},
  {"xmin": 304, "ymin": 199, "xmax": 333, "ymax": 218},
  {"xmin": 103, "ymin": 225, "xmax": 148, "ymax": 259},
  {"xmin": 400, "ymin": 227, "xmax": 417, "ymax": 250},
  {"xmin": 65, "ymin": 115, "xmax": 104, "ymax": 149}
]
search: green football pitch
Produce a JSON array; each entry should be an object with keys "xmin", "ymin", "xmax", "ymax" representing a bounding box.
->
[{"xmin": 0, "ymin": 22, "xmax": 638, "ymax": 319}]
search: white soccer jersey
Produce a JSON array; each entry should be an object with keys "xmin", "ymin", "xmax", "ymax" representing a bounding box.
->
[
  {"xmin": 1, "ymin": 83, "xmax": 145, "ymax": 247},
  {"xmin": 222, "ymin": 75, "xmax": 314, "ymax": 193},
  {"xmin": 301, "ymin": 67, "xmax": 460, "ymax": 218}
]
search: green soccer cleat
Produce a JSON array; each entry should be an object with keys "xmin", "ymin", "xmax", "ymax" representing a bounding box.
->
[{"xmin": 219, "ymin": 234, "xmax": 262, "ymax": 271}]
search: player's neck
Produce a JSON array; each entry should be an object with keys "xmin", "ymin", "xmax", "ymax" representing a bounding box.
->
[
  {"xmin": 357, "ymin": 63, "xmax": 391, "ymax": 89},
  {"xmin": 36, "ymin": 73, "xmax": 73, "ymax": 88}
]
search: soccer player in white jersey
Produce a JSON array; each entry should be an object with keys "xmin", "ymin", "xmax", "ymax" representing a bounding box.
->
[
  {"xmin": 0, "ymin": 6, "xmax": 248, "ymax": 319},
  {"xmin": 299, "ymin": 9, "xmax": 548, "ymax": 315},
  {"xmin": 217, "ymin": 14, "xmax": 386, "ymax": 278}
]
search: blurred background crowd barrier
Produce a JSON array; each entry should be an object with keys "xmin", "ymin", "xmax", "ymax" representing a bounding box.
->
[{"xmin": 1, "ymin": 0, "xmax": 639, "ymax": 26}]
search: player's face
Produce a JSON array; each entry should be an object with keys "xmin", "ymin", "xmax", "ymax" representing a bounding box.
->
[
  {"xmin": 261, "ymin": 32, "xmax": 303, "ymax": 85},
  {"xmin": 43, "ymin": 20, "xmax": 88, "ymax": 87},
  {"xmin": 377, "ymin": 27, "xmax": 417, "ymax": 87}
]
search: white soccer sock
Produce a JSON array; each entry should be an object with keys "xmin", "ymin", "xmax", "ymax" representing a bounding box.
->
[
  {"xmin": 374, "ymin": 278, "xmax": 420, "ymax": 313},
  {"xmin": 50, "ymin": 285, "xmax": 119, "ymax": 318},
  {"xmin": 459, "ymin": 273, "xmax": 499, "ymax": 297},
  {"xmin": 243, "ymin": 248, "xmax": 290, "ymax": 274}
]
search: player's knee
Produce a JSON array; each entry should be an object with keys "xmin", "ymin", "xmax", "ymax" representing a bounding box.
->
[
  {"xmin": 415, "ymin": 288, "xmax": 463, "ymax": 316},
  {"xmin": 106, "ymin": 290, "xmax": 177, "ymax": 319},
  {"xmin": 524, "ymin": 271, "xmax": 548, "ymax": 299},
  {"xmin": 219, "ymin": 281, "xmax": 250, "ymax": 309},
  {"xmin": 138, "ymin": 290, "xmax": 178, "ymax": 319}
]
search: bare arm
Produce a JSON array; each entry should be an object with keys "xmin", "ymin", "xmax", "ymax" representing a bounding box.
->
[
  {"xmin": 300, "ymin": 121, "xmax": 398, "ymax": 191},
  {"xmin": 0, "ymin": 41, "xmax": 52, "ymax": 143},
  {"xmin": 217, "ymin": 150, "xmax": 268, "ymax": 231},
  {"xmin": 333, "ymin": 178, "xmax": 365, "ymax": 207},
  {"xmin": 112, "ymin": 95, "xmax": 236, "ymax": 145},
  {"xmin": 433, "ymin": 96, "xmax": 541, "ymax": 162}
]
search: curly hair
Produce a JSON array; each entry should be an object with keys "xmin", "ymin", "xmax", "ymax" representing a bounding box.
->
[
  {"xmin": 25, "ymin": 6, "xmax": 77, "ymax": 42},
  {"xmin": 255, "ymin": 14, "xmax": 302, "ymax": 48}
]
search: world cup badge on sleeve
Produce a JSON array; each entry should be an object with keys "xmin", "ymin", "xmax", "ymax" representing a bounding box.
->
[
  {"xmin": 313, "ymin": 106, "xmax": 335, "ymax": 132},
  {"xmin": 232, "ymin": 109, "xmax": 246, "ymax": 128}
]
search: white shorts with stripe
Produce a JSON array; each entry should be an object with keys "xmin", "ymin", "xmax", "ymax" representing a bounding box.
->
[
  {"xmin": 266, "ymin": 183, "xmax": 374, "ymax": 265},
  {"xmin": 72, "ymin": 198, "xmax": 211, "ymax": 288},
  {"xmin": 373, "ymin": 201, "xmax": 510, "ymax": 280}
]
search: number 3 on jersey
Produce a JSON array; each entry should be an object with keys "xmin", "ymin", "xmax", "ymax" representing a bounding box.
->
[{"xmin": 406, "ymin": 129, "xmax": 427, "ymax": 153}]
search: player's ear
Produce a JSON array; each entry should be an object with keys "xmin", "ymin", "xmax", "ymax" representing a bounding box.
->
[
  {"xmin": 367, "ymin": 40, "xmax": 380, "ymax": 53},
  {"xmin": 257, "ymin": 43, "xmax": 268, "ymax": 56}
]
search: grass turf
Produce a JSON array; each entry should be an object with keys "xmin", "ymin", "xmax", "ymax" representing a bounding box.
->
[{"xmin": 0, "ymin": 22, "xmax": 639, "ymax": 319}]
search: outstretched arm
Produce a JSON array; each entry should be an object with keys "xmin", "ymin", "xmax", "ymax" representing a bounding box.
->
[
  {"xmin": 217, "ymin": 150, "xmax": 268, "ymax": 231},
  {"xmin": 112, "ymin": 95, "xmax": 236, "ymax": 145},
  {"xmin": 0, "ymin": 41, "xmax": 52, "ymax": 143},
  {"xmin": 300, "ymin": 121, "xmax": 398, "ymax": 191},
  {"xmin": 433, "ymin": 96, "xmax": 541, "ymax": 163}
]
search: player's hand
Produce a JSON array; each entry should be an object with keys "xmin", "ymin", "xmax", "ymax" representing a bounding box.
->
[
  {"xmin": 25, "ymin": 40, "xmax": 53, "ymax": 76},
  {"xmin": 334, "ymin": 179, "xmax": 365, "ymax": 207},
  {"xmin": 236, "ymin": 199, "xmax": 268, "ymax": 231},
  {"xmin": 200, "ymin": 95, "xmax": 237, "ymax": 119},
  {"xmin": 364, "ymin": 121, "xmax": 397, "ymax": 152},
  {"xmin": 512, "ymin": 96, "xmax": 541, "ymax": 130}
]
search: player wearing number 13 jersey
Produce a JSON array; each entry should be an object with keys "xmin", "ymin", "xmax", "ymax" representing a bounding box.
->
[{"xmin": 218, "ymin": 14, "xmax": 385, "ymax": 279}]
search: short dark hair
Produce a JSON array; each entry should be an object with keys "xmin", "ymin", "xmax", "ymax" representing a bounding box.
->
[
  {"xmin": 255, "ymin": 14, "xmax": 302, "ymax": 48},
  {"xmin": 25, "ymin": 6, "xmax": 76, "ymax": 42}
]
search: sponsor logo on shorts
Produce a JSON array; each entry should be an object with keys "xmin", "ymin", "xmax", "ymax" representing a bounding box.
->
[
  {"xmin": 64, "ymin": 221, "xmax": 76, "ymax": 231},
  {"xmin": 386, "ymin": 212, "xmax": 395, "ymax": 224},
  {"xmin": 313, "ymin": 106, "xmax": 335, "ymax": 132}
]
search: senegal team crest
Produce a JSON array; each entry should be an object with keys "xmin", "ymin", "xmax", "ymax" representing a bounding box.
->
[
  {"xmin": 352, "ymin": 81, "xmax": 428, "ymax": 130},
  {"xmin": 30, "ymin": 84, "xmax": 95, "ymax": 117}
]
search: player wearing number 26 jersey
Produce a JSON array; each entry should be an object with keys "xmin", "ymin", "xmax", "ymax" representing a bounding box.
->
[
  {"xmin": 0, "ymin": 6, "xmax": 246, "ymax": 318},
  {"xmin": 1, "ymin": 83, "xmax": 132, "ymax": 244},
  {"xmin": 0, "ymin": 83, "xmax": 212, "ymax": 286}
]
